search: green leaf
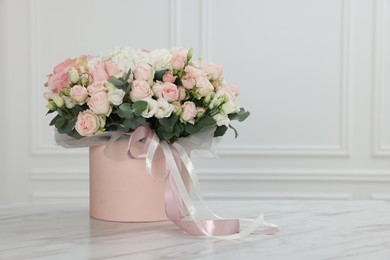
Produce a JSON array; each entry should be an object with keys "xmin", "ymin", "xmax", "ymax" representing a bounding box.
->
[
  {"xmin": 132, "ymin": 101, "xmax": 148, "ymax": 116},
  {"xmin": 119, "ymin": 103, "xmax": 132, "ymax": 112},
  {"xmin": 108, "ymin": 77, "xmax": 124, "ymax": 88},
  {"xmin": 57, "ymin": 119, "xmax": 75, "ymax": 134},
  {"xmin": 117, "ymin": 103, "xmax": 134, "ymax": 119},
  {"xmin": 117, "ymin": 109, "xmax": 134, "ymax": 119},
  {"xmin": 66, "ymin": 129, "xmax": 83, "ymax": 140},
  {"xmin": 123, "ymin": 116, "xmax": 147, "ymax": 131},
  {"xmin": 158, "ymin": 115, "xmax": 178, "ymax": 132},
  {"xmin": 124, "ymin": 68, "xmax": 132, "ymax": 82},
  {"xmin": 46, "ymin": 109, "xmax": 55, "ymax": 115},
  {"xmin": 184, "ymin": 123, "xmax": 201, "ymax": 134},
  {"xmin": 229, "ymin": 124, "xmax": 238, "ymax": 138},
  {"xmin": 214, "ymin": 125, "xmax": 228, "ymax": 137},
  {"xmin": 154, "ymin": 69, "xmax": 168, "ymax": 81},
  {"xmin": 196, "ymin": 115, "xmax": 215, "ymax": 128},
  {"xmin": 228, "ymin": 107, "xmax": 250, "ymax": 122},
  {"xmin": 55, "ymin": 117, "xmax": 66, "ymax": 128},
  {"xmin": 49, "ymin": 114, "xmax": 61, "ymax": 126}
]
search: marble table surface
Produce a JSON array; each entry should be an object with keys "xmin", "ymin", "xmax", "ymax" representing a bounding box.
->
[{"xmin": 1, "ymin": 200, "xmax": 390, "ymax": 260}]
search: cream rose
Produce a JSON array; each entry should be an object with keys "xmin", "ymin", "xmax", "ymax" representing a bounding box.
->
[
  {"xmin": 180, "ymin": 101, "xmax": 197, "ymax": 124},
  {"xmin": 195, "ymin": 76, "xmax": 214, "ymax": 97},
  {"xmin": 87, "ymin": 81, "xmax": 107, "ymax": 95},
  {"xmin": 200, "ymin": 61, "xmax": 224, "ymax": 81},
  {"xmin": 162, "ymin": 71, "xmax": 177, "ymax": 83},
  {"xmin": 88, "ymin": 91, "xmax": 112, "ymax": 115},
  {"xmin": 75, "ymin": 110, "xmax": 101, "ymax": 136},
  {"xmin": 133, "ymin": 62, "xmax": 155, "ymax": 81},
  {"xmin": 130, "ymin": 80, "xmax": 153, "ymax": 101},
  {"xmin": 184, "ymin": 65, "xmax": 207, "ymax": 78},
  {"xmin": 181, "ymin": 75, "xmax": 196, "ymax": 90},
  {"xmin": 162, "ymin": 82, "xmax": 179, "ymax": 102},
  {"xmin": 70, "ymin": 85, "xmax": 88, "ymax": 103}
]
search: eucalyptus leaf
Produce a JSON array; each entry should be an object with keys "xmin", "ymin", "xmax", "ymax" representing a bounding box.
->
[
  {"xmin": 49, "ymin": 114, "xmax": 61, "ymax": 126},
  {"xmin": 123, "ymin": 119, "xmax": 139, "ymax": 130},
  {"xmin": 57, "ymin": 119, "xmax": 75, "ymax": 134},
  {"xmin": 132, "ymin": 101, "xmax": 148, "ymax": 116},
  {"xmin": 214, "ymin": 125, "xmax": 228, "ymax": 137},
  {"xmin": 66, "ymin": 129, "xmax": 82, "ymax": 140},
  {"xmin": 108, "ymin": 77, "xmax": 124, "ymax": 88},
  {"xmin": 124, "ymin": 68, "xmax": 132, "ymax": 82},
  {"xmin": 46, "ymin": 109, "xmax": 55, "ymax": 115},
  {"xmin": 54, "ymin": 117, "xmax": 66, "ymax": 128},
  {"xmin": 196, "ymin": 115, "xmax": 215, "ymax": 128},
  {"xmin": 154, "ymin": 69, "xmax": 168, "ymax": 81},
  {"xmin": 228, "ymin": 108, "xmax": 250, "ymax": 122}
]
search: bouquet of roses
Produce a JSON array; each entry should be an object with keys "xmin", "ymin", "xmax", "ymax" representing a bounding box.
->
[{"xmin": 44, "ymin": 47, "xmax": 249, "ymax": 143}]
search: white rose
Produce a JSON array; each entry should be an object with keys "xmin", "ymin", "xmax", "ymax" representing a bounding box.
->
[
  {"xmin": 155, "ymin": 98, "xmax": 174, "ymax": 119},
  {"xmin": 141, "ymin": 98, "xmax": 158, "ymax": 118},
  {"xmin": 195, "ymin": 76, "xmax": 214, "ymax": 97},
  {"xmin": 148, "ymin": 49, "xmax": 172, "ymax": 70},
  {"xmin": 63, "ymin": 96, "xmax": 75, "ymax": 109},
  {"xmin": 213, "ymin": 113, "xmax": 230, "ymax": 127},
  {"xmin": 221, "ymin": 100, "xmax": 240, "ymax": 115},
  {"xmin": 52, "ymin": 94, "xmax": 64, "ymax": 108},
  {"xmin": 69, "ymin": 68, "xmax": 80, "ymax": 84},
  {"xmin": 108, "ymin": 89, "xmax": 125, "ymax": 106}
]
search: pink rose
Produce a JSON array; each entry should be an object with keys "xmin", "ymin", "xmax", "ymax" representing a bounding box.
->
[
  {"xmin": 43, "ymin": 92, "xmax": 54, "ymax": 100},
  {"xmin": 88, "ymin": 91, "xmax": 112, "ymax": 115},
  {"xmin": 54, "ymin": 58, "xmax": 75, "ymax": 74},
  {"xmin": 152, "ymin": 81, "xmax": 164, "ymax": 98},
  {"xmin": 87, "ymin": 81, "xmax": 107, "ymax": 95},
  {"xmin": 178, "ymin": 87, "xmax": 186, "ymax": 101},
  {"xmin": 47, "ymin": 68, "xmax": 71, "ymax": 93},
  {"xmin": 91, "ymin": 62, "xmax": 109, "ymax": 82},
  {"xmin": 162, "ymin": 82, "xmax": 179, "ymax": 102},
  {"xmin": 181, "ymin": 101, "xmax": 197, "ymax": 124},
  {"xmin": 104, "ymin": 61, "xmax": 122, "ymax": 77},
  {"xmin": 196, "ymin": 76, "xmax": 214, "ymax": 97},
  {"xmin": 219, "ymin": 85, "xmax": 240, "ymax": 97},
  {"xmin": 70, "ymin": 85, "xmax": 88, "ymax": 103},
  {"xmin": 130, "ymin": 80, "xmax": 153, "ymax": 101},
  {"xmin": 170, "ymin": 55, "xmax": 186, "ymax": 70},
  {"xmin": 133, "ymin": 62, "xmax": 155, "ymax": 81},
  {"xmin": 162, "ymin": 71, "xmax": 177, "ymax": 83},
  {"xmin": 75, "ymin": 110, "xmax": 101, "ymax": 136},
  {"xmin": 181, "ymin": 75, "xmax": 196, "ymax": 89},
  {"xmin": 200, "ymin": 61, "xmax": 223, "ymax": 81},
  {"xmin": 184, "ymin": 65, "xmax": 207, "ymax": 78}
]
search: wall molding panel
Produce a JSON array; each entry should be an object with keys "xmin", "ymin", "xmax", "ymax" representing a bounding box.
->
[
  {"xmin": 372, "ymin": 0, "xmax": 390, "ymax": 156},
  {"xmin": 203, "ymin": 0, "xmax": 352, "ymax": 157},
  {"xmin": 6, "ymin": 0, "xmax": 386, "ymax": 203}
]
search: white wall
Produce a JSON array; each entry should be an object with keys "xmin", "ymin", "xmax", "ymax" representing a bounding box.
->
[{"xmin": 1, "ymin": 0, "xmax": 390, "ymax": 203}]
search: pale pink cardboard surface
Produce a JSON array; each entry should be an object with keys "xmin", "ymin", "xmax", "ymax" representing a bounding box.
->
[{"xmin": 89, "ymin": 141, "xmax": 188, "ymax": 222}]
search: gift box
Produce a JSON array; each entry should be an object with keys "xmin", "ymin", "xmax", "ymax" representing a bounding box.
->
[{"xmin": 89, "ymin": 137, "xmax": 189, "ymax": 222}]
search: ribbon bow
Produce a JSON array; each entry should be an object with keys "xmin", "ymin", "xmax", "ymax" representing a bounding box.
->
[{"xmin": 126, "ymin": 126, "xmax": 278, "ymax": 239}]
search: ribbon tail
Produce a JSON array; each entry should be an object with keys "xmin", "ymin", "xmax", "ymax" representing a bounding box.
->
[
  {"xmin": 161, "ymin": 141, "xmax": 278, "ymax": 239},
  {"xmin": 172, "ymin": 142, "xmax": 279, "ymax": 236}
]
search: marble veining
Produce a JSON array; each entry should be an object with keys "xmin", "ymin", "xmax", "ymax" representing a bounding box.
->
[{"xmin": 1, "ymin": 201, "xmax": 390, "ymax": 260}]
